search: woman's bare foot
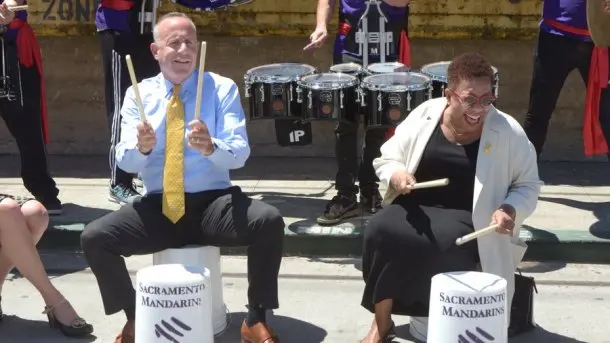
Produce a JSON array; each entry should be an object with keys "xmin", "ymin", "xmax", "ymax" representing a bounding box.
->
[{"xmin": 361, "ymin": 319, "xmax": 381, "ymax": 343}]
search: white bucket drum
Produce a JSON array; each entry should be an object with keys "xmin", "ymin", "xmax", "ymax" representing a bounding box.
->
[
  {"xmin": 135, "ymin": 264, "xmax": 214, "ymax": 343},
  {"xmin": 153, "ymin": 246, "xmax": 228, "ymax": 336},
  {"xmin": 427, "ymin": 271, "xmax": 508, "ymax": 343}
]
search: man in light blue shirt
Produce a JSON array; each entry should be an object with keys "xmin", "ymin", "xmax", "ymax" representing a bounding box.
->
[{"xmin": 81, "ymin": 12, "xmax": 284, "ymax": 343}]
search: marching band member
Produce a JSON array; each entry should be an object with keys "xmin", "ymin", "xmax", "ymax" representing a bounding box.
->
[
  {"xmin": 0, "ymin": 1, "xmax": 63, "ymax": 214},
  {"xmin": 360, "ymin": 53, "xmax": 542, "ymax": 342},
  {"xmin": 0, "ymin": 193, "xmax": 93, "ymax": 336},
  {"xmin": 96, "ymin": 0, "xmax": 160, "ymax": 204},
  {"xmin": 305, "ymin": 0, "xmax": 411, "ymax": 225},
  {"xmin": 81, "ymin": 13, "xmax": 285, "ymax": 343},
  {"xmin": 523, "ymin": 0, "xmax": 610, "ymax": 160}
]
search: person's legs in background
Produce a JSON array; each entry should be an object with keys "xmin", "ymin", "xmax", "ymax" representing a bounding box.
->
[
  {"xmin": 0, "ymin": 45, "xmax": 62, "ymax": 214},
  {"xmin": 523, "ymin": 30, "xmax": 578, "ymax": 159},
  {"xmin": 99, "ymin": 31, "xmax": 159, "ymax": 204},
  {"xmin": 358, "ymin": 127, "xmax": 385, "ymax": 213}
]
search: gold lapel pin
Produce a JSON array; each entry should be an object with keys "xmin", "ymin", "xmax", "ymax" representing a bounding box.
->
[{"xmin": 484, "ymin": 143, "xmax": 491, "ymax": 154}]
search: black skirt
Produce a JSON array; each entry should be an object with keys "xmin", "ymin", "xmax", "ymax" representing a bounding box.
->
[{"xmin": 360, "ymin": 197, "xmax": 480, "ymax": 317}]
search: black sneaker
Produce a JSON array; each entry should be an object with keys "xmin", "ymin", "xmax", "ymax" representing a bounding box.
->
[
  {"xmin": 360, "ymin": 189, "xmax": 383, "ymax": 214},
  {"xmin": 109, "ymin": 183, "xmax": 141, "ymax": 205},
  {"xmin": 316, "ymin": 194, "xmax": 360, "ymax": 225},
  {"xmin": 37, "ymin": 196, "xmax": 63, "ymax": 215}
]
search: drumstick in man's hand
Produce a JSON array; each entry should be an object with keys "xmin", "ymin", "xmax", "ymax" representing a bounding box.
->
[
  {"xmin": 194, "ymin": 41, "xmax": 207, "ymax": 121},
  {"xmin": 125, "ymin": 55, "xmax": 146, "ymax": 122}
]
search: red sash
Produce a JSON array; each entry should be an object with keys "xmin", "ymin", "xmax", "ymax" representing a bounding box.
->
[
  {"xmin": 8, "ymin": 19, "xmax": 49, "ymax": 144},
  {"xmin": 385, "ymin": 29, "xmax": 411, "ymax": 140},
  {"xmin": 101, "ymin": 0, "xmax": 134, "ymax": 10},
  {"xmin": 544, "ymin": 19, "xmax": 609, "ymax": 156}
]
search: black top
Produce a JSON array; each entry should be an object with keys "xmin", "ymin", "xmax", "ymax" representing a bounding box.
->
[{"xmin": 410, "ymin": 122, "xmax": 480, "ymax": 212}]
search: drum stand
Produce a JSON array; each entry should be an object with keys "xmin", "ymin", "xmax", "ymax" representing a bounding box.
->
[
  {"xmin": 355, "ymin": 0, "xmax": 393, "ymax": 68},
  {"xmin": 139, "ymin": 0, "xmax": 159, "ymax": 34},
  {"xmin": 0, "ymin": 36, "xmax": 16, "ymax": 102}
]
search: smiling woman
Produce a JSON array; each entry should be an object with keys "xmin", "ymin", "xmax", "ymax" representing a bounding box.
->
[{"xmin": 358, "ymin": 52, "xmax": 542, "ymax": 342}]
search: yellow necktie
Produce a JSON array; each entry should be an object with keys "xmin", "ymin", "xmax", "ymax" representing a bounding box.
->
[{"xmin": 162, "ymin": 85, "xmax": 186, "ymax": 223}]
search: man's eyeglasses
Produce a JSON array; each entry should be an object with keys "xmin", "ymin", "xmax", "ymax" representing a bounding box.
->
[{"xmin": 449, "ymin": 89, "xmax": 495, "ymax": 107}]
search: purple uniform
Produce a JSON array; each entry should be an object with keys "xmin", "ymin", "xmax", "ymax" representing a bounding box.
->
[
  {"xmin": 334, "ymin": 0, "xmax": 409, "ymax": 61},
  {"xmin": 95, "ymin": 1, "xmax": 131, "ymax": 32},
  {"xmin": 539, "ymin": 0, "xmax": 590, "ymax": 41},
  {"xmin": 2, "ymin": 0, "xmax": 28, "ymax": 42}
]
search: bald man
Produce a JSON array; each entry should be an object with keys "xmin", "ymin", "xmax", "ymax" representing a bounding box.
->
[{"xmin": 81, "ymin": 13, "xmax": 285, "ymax": 343}]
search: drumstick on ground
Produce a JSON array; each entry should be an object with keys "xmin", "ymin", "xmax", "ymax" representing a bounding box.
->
[
  {"xmin": 194, "ymin": 41, "xmax": 207, "ymax": 121},
  {"xmin": 410, "ymin": 178, "xmax": 449, "ymax": 190},
  {"xmin": 125, "ymin": 55, "xmax": 146, "ymax": 122},
  {"xmin": 455, "ymin": 224, "xmax": 500, "ymax": 246}
]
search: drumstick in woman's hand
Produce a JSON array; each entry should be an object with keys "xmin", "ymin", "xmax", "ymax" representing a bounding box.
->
[
  {"xmin": 410, "ymin": 178, "xmax": 449, "ymax": 190},
  {"xmin": 455, "ymin": 224, "xmax": 500, "ymax": 246},
  {"xmin": 194, "ymin": 41, "xmax": 207, "ymax": 121},
  {"xmin": 125, "ymin": 55, "xmax": 146, "ymax": 122}
]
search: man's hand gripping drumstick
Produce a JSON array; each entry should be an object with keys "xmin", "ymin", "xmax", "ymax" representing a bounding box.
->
[
  {"xmin": 187, "ymin": 42, "xmax": 215, "ymax": 156},
  {"xmin": 125, "ymin": 55, "xmax": 156, "ymax": 154},
  {"xmin": 0, "ymin": 3, "xmax": 28, "ymax": 25}
]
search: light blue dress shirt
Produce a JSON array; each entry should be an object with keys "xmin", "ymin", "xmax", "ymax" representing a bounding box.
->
[{"xmin": 115, "ymin": 70, "xmax": 251, "ymax": 195}]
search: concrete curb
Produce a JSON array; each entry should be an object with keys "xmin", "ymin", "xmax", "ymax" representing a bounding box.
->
[{"xmin": 38, "ymin": 218, "xmax": 610, "ymax": 264}]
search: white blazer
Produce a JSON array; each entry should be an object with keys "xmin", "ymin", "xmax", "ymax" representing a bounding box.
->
[{"xmin": 373, "ymin": 97, "xmax": 543, "ymax": 309}]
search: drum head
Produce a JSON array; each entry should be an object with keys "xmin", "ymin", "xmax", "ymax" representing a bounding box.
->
[
  {"xmin": 366, "ymin": 62, "xmax": 409, "ymax": 74},
  {"xmin": 421, "ymin": 61, "xmax": 499, "ymax": 82},
  {"xmin": 330, "ymin": 62, "xmax": 362, "ymax": 75},
  {"xmin": 361, "ymin": 72, "xmax": 431, "ymax": 91},
  {"xmin": 245, "ymin": 63, "xmax": 317, "ymax": 83},
  {"xmin": 297, "ymin": 73, "xmax": 359, "ymax": 90}
]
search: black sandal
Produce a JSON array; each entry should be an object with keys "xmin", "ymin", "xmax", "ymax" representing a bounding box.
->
[{"xmin": 381, "ymin": 321, "xmax": 396, "ymax": 342}]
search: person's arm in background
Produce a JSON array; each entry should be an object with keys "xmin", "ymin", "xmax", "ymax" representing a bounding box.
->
[{"xmin": 303, "ymin": 0, "xmax": 337, "ymax": 50}]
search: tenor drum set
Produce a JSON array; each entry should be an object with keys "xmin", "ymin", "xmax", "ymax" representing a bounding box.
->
[{"xmin": 244, "ymin": 60, "xmax": 500, "ymax": 129}]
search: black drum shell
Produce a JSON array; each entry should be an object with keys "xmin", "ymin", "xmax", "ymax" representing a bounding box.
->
[
  {"xmin": 299, "ymin": 85, "xmax": 359, "ymax": 123},
  {"xmin": 247, "ymin": 81, "xmax": 303, "ymax": 120},
  {"xmin": 363, "ymin": 88, "xmax": 430, "ymax": 128}
]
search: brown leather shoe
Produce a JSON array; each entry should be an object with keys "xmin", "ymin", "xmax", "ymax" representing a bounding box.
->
[
  {"xmin": 114, "ymin": 320, "xmax": 135, "ymax": 343},
  {"xmin": 240, "ymin": 319, "xmax": 279, "ymax": 343}
]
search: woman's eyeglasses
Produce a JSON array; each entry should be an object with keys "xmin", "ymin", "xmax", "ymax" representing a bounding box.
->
[{"xmin": 449, "ymin": 89, "xmax": 495, "ymax": 107}]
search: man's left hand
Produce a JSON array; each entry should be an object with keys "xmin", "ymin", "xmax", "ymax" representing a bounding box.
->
[
  {"xmin": 605, "ymin": 0, "xmax": 610, "ymax": 13},
  {"xmin": 490, "ymin": 206, "xmax": 516, "ymax": 236},
  {"xmin": 0, "ymin": 3, "xmax": 16, "ymax": 25},
  {"xmin": 187, "ymin": 120, "xmax": 214, "ymax": 156}
]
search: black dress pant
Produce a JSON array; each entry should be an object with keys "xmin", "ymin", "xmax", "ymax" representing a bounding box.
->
[
  {"xmin": 81, "ymin": 186, "xmax": 285, "ymax": 315},
  {"xmin": 98, "ymin": 30, "xmax": 160, "ymax": 186},
  {"xmin": 0, "ymin": 43, "xmax": 58, "ymax": 200},
  {"xmin": 332, "ymin": 53, "xmax": 389, "ymax": 197},
  {"xmin": 523, "ymin": 29, "xmax": 610, "ymax": 158}
]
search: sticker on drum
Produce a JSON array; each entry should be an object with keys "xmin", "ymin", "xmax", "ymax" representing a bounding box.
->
[
  {"xmin": 420, "ymin": 61, "xmax": 500, "ymax": 99},
  {"xmin": 296, "ymin": 73, "xmax": 360, "ymax": 122},
  {"xmin": 365, "ymin": 62, "xmax": 410, "ymax": 75},
  {"xmin": 244, "ymin": 63, "xmax": 317, "ymax": 121},
  {"xmin": 360, "ymin": 72, "xmax": 432, "ymax": 128},
  {"xmin": 329, "ymin": 62, "xmax": 363, "ymax": 77}
]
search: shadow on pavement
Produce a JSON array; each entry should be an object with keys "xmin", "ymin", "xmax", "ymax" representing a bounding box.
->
[
  {"xmin": 509, "ymin": 326, "xmax": 588, "ymax": 343},
  {"xmin": 538, "ymin": 162, "xmax": 610, "ymax": 187},
  {"xmin": 216, "ymin": 311, "xmax": 327, "ymax": 343},
  {"xmin": 538, "ymin": 197, "xmax": 610, "ymax": 240},
  {"xmin": 394, "ymin": 324, "xmax": 587, "ymax": 343},
  {"xmin": 0, "ymin": 315, "xmax": 97, "ymax": 342}
]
